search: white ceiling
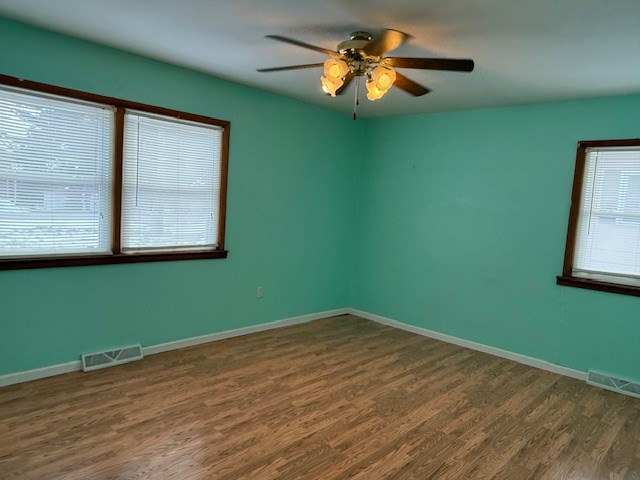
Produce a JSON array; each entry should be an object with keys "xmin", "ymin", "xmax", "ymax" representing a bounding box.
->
[{"xmin": 1, "ymin": 0, "xmax": 639, "ymax": 117}]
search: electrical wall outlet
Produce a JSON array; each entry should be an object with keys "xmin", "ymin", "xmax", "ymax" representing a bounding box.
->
[{"xmin": 256, "ymin": 286, "xmax": 264, "ymax": 298}]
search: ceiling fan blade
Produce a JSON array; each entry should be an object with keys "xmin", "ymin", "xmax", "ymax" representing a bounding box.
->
[
  {"xmin": 265, "ymin": 35, "xmax": 338, "ymax": 57},
  {"xmin": 335, "ymin": 72, "xmax": 354, "ymax": 95},
  {"xmin": 393, "ymin": 72, "xmax": 431, "ymax": 96},
  {"xmin": 257, "ymin": 63, "xmax": 324, "ymax": 72},
  {"xmin": 364, "ymin": 29, "xmax": 409, "ymax": 57},
  {"xmin": 386, "ymin": 57, "xmax": 474, "ymax": 72}
]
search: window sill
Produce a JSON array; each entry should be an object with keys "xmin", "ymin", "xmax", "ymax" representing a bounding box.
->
[
  {"xmin": 0, "ymin": 250, "xmax": 228, "ymax": 271},
  {"xmin": 556, "ymin": 275, "xmax": 640, "ymax": 297}
]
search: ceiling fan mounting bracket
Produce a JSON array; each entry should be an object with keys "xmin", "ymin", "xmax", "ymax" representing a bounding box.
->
[{"xmin": 350, "ymin": 31, "xmax": 373, "ymax": 41}]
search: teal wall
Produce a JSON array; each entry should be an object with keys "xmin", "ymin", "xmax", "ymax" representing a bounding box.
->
[
  {"xmin": 1, "ymin": 17, "xmax": 638, "ymax": 384},
  {"xmin": 0, "ymin": 18, "xmax": 364, "ymax": 375},
  {"xmin": 352, "ymin": 97, "xmax": 640, "ymax": 382}
]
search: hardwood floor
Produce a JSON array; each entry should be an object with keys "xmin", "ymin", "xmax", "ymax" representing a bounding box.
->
[{"xmin": 1, "ymin": 314, "xmax": 639, "ymax": 479}]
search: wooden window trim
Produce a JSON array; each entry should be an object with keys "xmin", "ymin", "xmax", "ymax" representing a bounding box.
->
[
  {"xmin": 0, "ymin": 74, "xmax": 230, "ymax": 270},
  {"xmin": 557, "ymin": 138, "xmax": 640, "ymax": 297},
  {"xmin": 0, "ymin": 251, "xmax": 228, "ymax": 271}
]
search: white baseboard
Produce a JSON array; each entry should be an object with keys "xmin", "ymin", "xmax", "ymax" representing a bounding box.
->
[
  {"xmin": 0, "ymin": 308, "xmax": 349, "ymax": 388},
  {"xmin": 0, "ymin": 307, "xmax": 587, "ymax": 388},
  {"xmin": 348, "ymin": 308, "xmax": 587, "ymax": 381},
  {"xmin": 143, "ymin": 308, "xmax": 349, "ymax": 356},
  {"xmin": 0, "ymin": 360, "xmax": 82, "ymax": 388}
]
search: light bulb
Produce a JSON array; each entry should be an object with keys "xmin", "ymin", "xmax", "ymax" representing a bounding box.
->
[{"xmin": 378, "ymin": 72, "xmax": 392, "ymax": 89}]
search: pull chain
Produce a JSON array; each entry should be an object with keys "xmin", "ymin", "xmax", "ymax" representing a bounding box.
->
[{"xmin": 353, "ymin": 76, "xmax": 360, "ymax": 121}]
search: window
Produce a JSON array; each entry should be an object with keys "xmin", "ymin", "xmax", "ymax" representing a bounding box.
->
[
  {"xmin": 0, "ymin": 87, "xmax": 114, "ymax": 257},
  {"xmin": 121, "ymin": 111, "xmax": 223, "ymax": 253},
  {"xmin": 0, "ymin": 75, "xmax": 229, "ymax": 269},
  {"xmin": 558, "ymin": 139, "xmax": 640, "ymax": 296}
]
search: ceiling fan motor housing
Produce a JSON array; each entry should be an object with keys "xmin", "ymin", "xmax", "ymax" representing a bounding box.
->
[
  {"xmin": 337, "ymin": 31, "xmax": 372, "ymax": 55},
  {"xmin": 337, "ymin": 32, "xmax": 375, "ymax": 76}
]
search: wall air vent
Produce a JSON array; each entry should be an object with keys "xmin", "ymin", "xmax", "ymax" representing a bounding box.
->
[
  {"xmin": 81, "ymin": 344, "xmax": 143, "ymax": 372},
  {"xmin": 587, "ymin": 370, "xmax": 640, "ymax": 399}
]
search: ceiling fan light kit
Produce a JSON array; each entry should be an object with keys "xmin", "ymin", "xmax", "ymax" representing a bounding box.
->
[
  {"xmin": 321, "ymin": 58, "xmax": 350, "ymax": 96},
  {"xmin": 366, "ymin": 65, "xmax": 396, "ymax": 101},
  {"xmin": 259, "ymin": 29, "xmax": 474, "ymax": 118}
]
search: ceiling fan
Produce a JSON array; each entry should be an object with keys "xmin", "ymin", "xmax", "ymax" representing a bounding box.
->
[{"xmin": 257, "ymin": 29, "xmax": 474, "ymax": 118}]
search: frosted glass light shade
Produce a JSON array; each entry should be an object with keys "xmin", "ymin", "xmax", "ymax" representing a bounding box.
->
[
  {"xmin": 366, "ymin": 65, "xmax": 396, "ymax": 100},
  {"xmin": 321, "ymin": 76, "xmax": 343, "ymax": 96},
  {"xmin": 323, "ymin": 58, "xmax": 349, "ymax": 80}
]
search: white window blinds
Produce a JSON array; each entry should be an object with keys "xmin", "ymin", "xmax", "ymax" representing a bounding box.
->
[
  {"xmin": 573, "ymin": 146, "xmax": 640, "ymax": 286},
  {"xmin": 0, "ymin": 86, "xmax": 113, "ymax": 257},
  {"xmin": 121, "ymin": 111, "xmax": 222, "ymax": 253}
]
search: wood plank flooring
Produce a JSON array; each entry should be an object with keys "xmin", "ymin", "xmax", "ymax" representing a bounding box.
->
[{"xmin": 1, "ymin": 314, "xmax": 639, "ymax": 479}]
